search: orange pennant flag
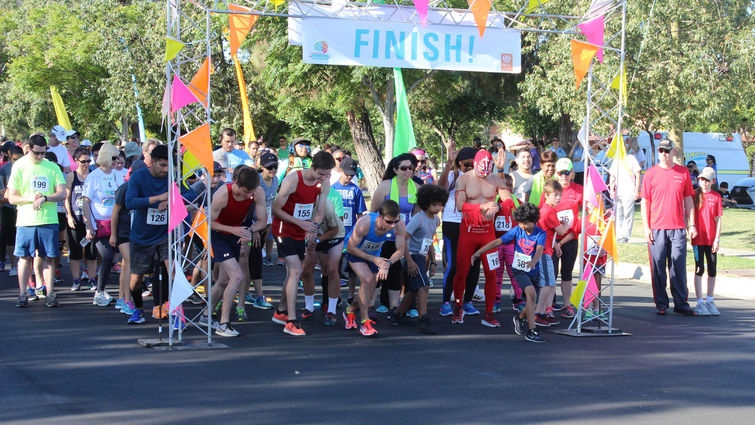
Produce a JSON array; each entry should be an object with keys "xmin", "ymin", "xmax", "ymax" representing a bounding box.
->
[
  {"xmin": 189, "ymin": 207, "xmax": 212, "ymax": 256},
  {"xmin": 188, "ymin": 57, "xmax": 212, "ymax": 107},
  {"xmin": 600, "ymin": 218, "xmax": 618, "ymax": 260},
  {"xmin": 570, "ymin": 39, "xmax": 599, "ymax": 89},
  {"xmin": 228, "ymin": 3, "xmax": 259, "ymax": 57},
  {"xmin": 178, "ymin": 123, "xmax": 214, "ymax": 176},
  {"xmin": 467, "ymin": 0, "xmax": 492, "ymax": 37}
]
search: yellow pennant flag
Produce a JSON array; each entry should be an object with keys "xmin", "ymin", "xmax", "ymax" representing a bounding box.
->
[
  {"xmin": 605, "ymin": 133, "xmax": 626, "ymax": 160},
  {"xmin": 165, "ymin": 38, "xmax": 185, "ymax": 62},
  {"xmin": 270, "ymin": 0, "xmax": 285, "ymax": 6},
  {"xmin": 610, "ymin": 65, "xmax": 627, "ymax": 106},
  {"xmin": 526, "ymin": 0, "xmax": 550, "ymax": 13},
  {"xmin": 50, "ymin": 86, "xmax": 72, "ymax": 131},
  {"xmin": 182, "ymin": 150, "xmax": 202, "ymax": 188},
  {"xmin": 571, "ymin": 39, "xmax": 599, "ymax": 90},
  {"xmin": 233, "ymin": 55, "xmax": 256, "ymax": 144}
]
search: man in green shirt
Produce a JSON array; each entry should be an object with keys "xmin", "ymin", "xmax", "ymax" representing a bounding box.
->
[{"xmin": 7, "ymin": 135, "xmax": 67, "ymax": 308}]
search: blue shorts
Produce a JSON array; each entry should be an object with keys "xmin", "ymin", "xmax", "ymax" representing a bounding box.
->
[
  {"xmin": 538, "ymin": 254, "xmax": 557, "ymax": 287},
  {"xmin": 346, "ymin": 253, "xmax": 378, "ymax": 274},
  {"xmin": 403, "ymin": 254, "xmax": 431, "ymax": 293},
  {"xmin": 211, "ymin": 231, "xmax": 241, "ymax": 263},
  {"xmin": 15, "ymin": 224, "xmax": 60, "ymax": 258}
]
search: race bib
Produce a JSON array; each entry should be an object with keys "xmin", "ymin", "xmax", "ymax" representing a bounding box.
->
[
  {"xmin": 557, "ymin": 209, "xmax": 574, "ymax": 229},
  {"xmin": 266, "ymin": 205, "xmax": 272, "ymax": 225},
  {"xmin": 292, "ymin": 203, "xmax": 314, "ymax": 220},
  {"xmin": 512, "ymin": 251, "xmax": 532, "ymax": 272},
  {"xmin": 31, "ymin": 176, "xmax": 49, "ymax": 193},
  {"xmin": 146, "ymin": 208, "xmax": 167, "ymax": 225},
  {"xmin": 486, "ymin": 251, "xmax": 501, "ymax": 270},
  {"xmin": 76, "ymin": 198, "xmax": 84, "ymax": 209},
  {"xmin": 343, "ymin": 209, "xmax": 353, "ymax": 227},
  {"xmin": 419, "ymin": 238, "xmax": 433, "ymax": 255},
  {"xmin": 361, "ymin": 240, "xmax": 384, "ymax": 253},
  {"xmin": 494, "ymin": 215, "xmax": 512, "ymax": 232},
  {"xmin": 56, "ymin": 200, "xmax": 66, "ymax": 213}
]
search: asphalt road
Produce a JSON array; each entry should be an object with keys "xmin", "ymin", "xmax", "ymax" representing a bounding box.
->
[{"xmin": 2, "ymin": 262, "xmax": 754, "ymax": 425}]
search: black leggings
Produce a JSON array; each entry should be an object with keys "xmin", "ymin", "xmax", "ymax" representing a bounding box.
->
[
  {"xmin": 94, "ymin": 237, "xmax": 114, "ymax": 291},
  {"xmin": 0, "ymin": 207, "xmax": 16, "ymax": 261},
  {"xmin": 552, "ymin": 239, "xmax": 578, "ymax": 282},
  {"xmin": 441, "ymin": 221, "xmax": 480, "ymax": 304},
  {"xmin": 693, "ymin": 245, "xmax": 717, "ymax": 277},
  {"xmin": 378, "ymin": 241, "xmax": 404, "ymax": 306}
]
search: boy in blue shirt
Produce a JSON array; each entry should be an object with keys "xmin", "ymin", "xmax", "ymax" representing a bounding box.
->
[{"xmin": 471, "ymin": 203, "xmax": 546, "ymax": 343}]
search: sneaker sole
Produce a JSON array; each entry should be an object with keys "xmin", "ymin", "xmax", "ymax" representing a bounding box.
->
[
  {"xmin": 128, "ymin": 319, "xmax": 146, "ymax": 324},
  {"xmin": 481, "ymin": 320, "xmax": 501, "ymax": 328},
  {"xmin": 359, "ymin": 330, "xmax": 378, "ymax": 337},
  {"xmin": 439, "ymin": 310, "xmax": 452, "ymax": 317},
  {"xmin": 271, "ymin": 316, "xmax": 288, "ymax": 325},
  {"xmin": 283, "ymin": 328, "xmax": 306, "ymax": 336},
  {"xmin": 535, "ymin": 321, "xmax": 551, "ymax": 327},
  {"xmin": 525, "ymin": 336, "xmax": 546, "ymax": 343},
  {"xmin": 215, "ymin": 331, "xmax": 240, "ymax": 337}
]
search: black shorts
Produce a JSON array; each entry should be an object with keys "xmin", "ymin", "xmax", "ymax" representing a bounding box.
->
[
  {"xmin": 347, "ymin": 253, "xmax": 379, "ymax": 274},
  {"xmin": 211, "ymin": 231, "xmax": 241, "ymax": 263},
  {"xmin": 130, "ymin": 239, "xmax": 169, "ymax": 275},
  {"xmin": 404, "ymin": 254, "xmax": 431, "ymax": 293},
  {"xmin": 276, "ymin": 236, "xmax": 305, "ymax": 261},
  {"xmin": 315, "ymin": 237, "xmax": 343, "ymax": 253},
  {"xmin": 117, "ymin": 236, "xmax": 130, "ymax": 246},
  {"xmin": 512, "ymin": 269, "xmax": 539, "ymax": 291},
  {"xmin": 57, "ymin": 212, "xmax": 66, "ymax": 232}
]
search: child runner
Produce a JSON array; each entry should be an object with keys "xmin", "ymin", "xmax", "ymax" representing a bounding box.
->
[
  {"xmin": 471, "ymin": 203, "xmax": 546, "ymax": 343},
  {"xmin": 534, "ymin": 180, "xmax": 569, "ymax": 327},
  {"xmin": 391, "ymin": 184, "xmax": 448, "ymax": 334},
  {"xmin": 691, "ymin": 167, "xmax": 722, "ymax": 316},
  {"xmin": 492, "ymin": 174, "xmax": 521, "ymax": 314}
]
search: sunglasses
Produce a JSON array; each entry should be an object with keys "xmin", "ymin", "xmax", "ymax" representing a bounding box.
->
[
  {"xmin": 112, "ymin": 156, "xmax": 119, "ymax": 161},
  {"xmin": 31, "ymin": 150, "xmax": 46, "ymax": 156},
  {"xmin": 658, "ymin": 148, "xmax": 671, "ymax": 154},
  {"xmin": 382, "ymin": 217, "xmax": 401, "ymax": 224},
  {"xmin": 334, "ymin": 157, "xmax": 344, "ymax": 162},
  {"xmin": 78, "ymin": 159, "xmax": 92, "ymax": 163},
  {"xmin": 265, "ymin": 165, "xmax": 278, "ymax": 170},
  {"xmin": 398, "ymin": 165, "xmax": 414, "ymax": 171},
  {"xmin": 460, "ymin": 161, "xmax": 474, "ymax": 168},
  {"xmin": 557, "ymin": 170, "xmax": 571, "ymax": 176}
]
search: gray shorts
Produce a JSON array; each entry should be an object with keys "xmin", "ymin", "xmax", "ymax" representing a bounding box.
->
[{"xmin": 130, "ymin": 239, "xmax": 169, "ymax": 275}]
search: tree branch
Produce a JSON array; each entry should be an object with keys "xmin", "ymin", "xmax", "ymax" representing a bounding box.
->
[
  {"xmin": 406, "ymin": 69, "xmax": 436, "ymax": 95},
  {"xmin": 362, "ymin": 76, "xmax": 385, "ymax": 116}
]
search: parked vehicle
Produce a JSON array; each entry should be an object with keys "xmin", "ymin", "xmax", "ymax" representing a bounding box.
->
[{"xmin": 730, "ymin": 177, "xmax": 755, "ymax": 209}]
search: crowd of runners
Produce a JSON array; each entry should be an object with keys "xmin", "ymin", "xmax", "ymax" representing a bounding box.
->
[{"xmin": 1, "ymin": 125, "xmax": 723, "ymax": 343}]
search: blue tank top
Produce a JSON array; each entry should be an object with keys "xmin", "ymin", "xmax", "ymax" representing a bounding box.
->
[
  {"xmin": 353, "ymin": 213, "xmax": 389, "ymax": 256},
  {"xmin": 382, "ymin": 195, "xmax": 414, "ymax": 241}
]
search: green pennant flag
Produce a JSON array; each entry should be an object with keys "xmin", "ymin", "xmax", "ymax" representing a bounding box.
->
[{"xmin": 393, "ymin": 68, "xmax": 415, "ymax": 156}]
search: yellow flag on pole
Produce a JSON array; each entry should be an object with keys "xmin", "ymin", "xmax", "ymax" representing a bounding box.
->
[
  {"xmin": 526, "ymin": 0, "xmax": 550, "ymax": 13},
  {"xmin": 610, "ymin": 65, "xmax": 627, "ymax": 106},
  {"xmin": 165, "ymin": 37, "xmax": 185, "ymax": 62},
  {"xmin": 50, "ymin": 86, "xmax": 72, "ymax": 131},
  {"xmin": 233, "ymin": 55, "xmax": 256, "ymax": 144}
]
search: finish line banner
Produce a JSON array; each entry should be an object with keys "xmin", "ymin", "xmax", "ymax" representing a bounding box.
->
[{"xmin": 297, "ymin": 18, "xmax": 521, "ymax": 73}]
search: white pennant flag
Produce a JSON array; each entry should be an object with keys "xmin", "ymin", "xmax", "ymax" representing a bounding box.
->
[
  {"xmin": 169, "ymin": 259, "xmax": 194, "ymax": 313},
  {"xmin": 577, "ymin": 116, "xmax": 589, "ymax": 148}
]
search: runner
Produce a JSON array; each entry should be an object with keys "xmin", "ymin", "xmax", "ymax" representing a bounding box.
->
[
  {"xmin": 0, "ymin": 144, "xmax": 23, "ymax": 276},
  {"xmin": 271, "ymin": 150, "xmax": 334, "ymax": 336},
  {"xmin": 111, "ymin": 177, "xmax": 134, "ymax": 315},
  {"xmin": 258, "ymin": 152, "xmax": 279, "ymax": 269},
  {"xmin": 205, "ymin": 166, "xmax": 266, "ymax": 337},
  {"xmin": 8, "ymin": 135, "xmax": 67, "ymax": 308},
  {"xmin": 344, "ymin": 201, "xmax": 406, "ymax": 337}
]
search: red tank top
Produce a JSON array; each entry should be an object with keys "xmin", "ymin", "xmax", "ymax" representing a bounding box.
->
[
  {"xmin": 273, "ymin": 170, "xmax": 321, "ymax": 240},
  {"xmin": 216, "ymin": 183, "xmax": 253, "ymax": 234}
]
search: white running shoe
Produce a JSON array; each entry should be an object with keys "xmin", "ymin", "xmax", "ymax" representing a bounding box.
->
[
  {"xmin": 199, "ymin": 315, "xmax": 220, "ymax": 330},
  {"xmin": 93, "ymin": 291, "xmax": 111, "ymax": 307},
  {"xmin": 705, "ymin": 301, "xmax": 720, "ymax": 316},
  {"xmin": 694, "ymin": 302, "xmax": 711, "ymax": 316},
  {"xmin": 215, "ymin": 323, "xmax": 240, "ymax": 337},
  {"xmin": 102, "ymin": 290, "xmax": 114, "ymax": 302},
  {"xmin": 472, "ymin": 287, "xmax": 485, "ymax": 303}
]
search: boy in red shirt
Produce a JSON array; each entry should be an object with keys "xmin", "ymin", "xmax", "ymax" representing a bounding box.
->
[
  {"xmin": 534, "ymin": 180, "xmax": 569, "ymax": 327},
  {"xmin": 691, "ymin": 167, "xmax": 723, "ymax": 316}
]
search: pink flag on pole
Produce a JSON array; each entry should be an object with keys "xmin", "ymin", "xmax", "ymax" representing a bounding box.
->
[
  {"xmin": 577, "ymin": 15, "xmax": 605, "ymax": 63},
  {"xmin": 170, "ymin": 75, "xmax": 200, "ymax": 114},
  {"xmin": 584, "ymin": 162, "xmax": 608, "ymax": 207},
  {"xmin": 168, "ymin": 182, "xmax": 188, "ymax": 231},
  {"xmin": 413, "ymin": 0, "xmax": 429, "ymax": 26},
  {"xmin": 580, "ymin": 263, "xmax": 599, "ymax": 308}
]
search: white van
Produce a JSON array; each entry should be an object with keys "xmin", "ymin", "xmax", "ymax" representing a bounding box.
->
[{"xmin": 636, "ymin": 132, "xmax": 750, "ymax": 187}]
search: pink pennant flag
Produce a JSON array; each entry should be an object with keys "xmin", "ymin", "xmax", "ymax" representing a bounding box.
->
[
  {"xmin": 169, "ymin": 182, "xmax": 189, "ymax": 231},
  {"xmin": 170, "ymin": 75, "xmax": 200, "ymax": 114},
  {"xmin": 582, "ymin": 265, "xmax": 599, "ymax": 308},
  {"xmin": 585, "ymin": 162, "xmax": 608, "ymax": 207},
  {"xmin": 577, "ymin": 15, "xmax": 605, "ymax": 63},
  {"xmin": 160, "ymin": 79, "xmax": 171, "ymax": 126},
  {"xmin": 413, "ymin": 0, "xmax": 429, "ymax": 26}
]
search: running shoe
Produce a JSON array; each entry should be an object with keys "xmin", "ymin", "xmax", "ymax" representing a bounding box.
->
[
  {"xmin": 481, "ymin": 313, "xmax": 501, "ymax": 328},
  {"xmin": 673, "ymin": 307, "xmax": 696, "ymax": 316},
  {"xmin": 389, "ymin": 308, "xmax": 405, "ymax": 326},
  {"xmin": 463, "ymin": 302, "xmax": 480, "ymax": 316},
  {"xmin": 535, "ymin": 315, "xmax": 551, "ymax": 327},
  {"xmin": 54, "ymin": 269, "xmax": 63, "ymax": 283},
  {"xmin": 236, "ymin": 306, "xmax": 248, "ymax": 322},
  {"xmin": 9, "ymin": 266, "xmax": 18, "ymax": 276},
  {"xmin": 551, "ymin": 302, "xmax": 565, "ymax": 312},
  {"xmin": 27, "ymin": 285, "xmax": 38, "ymax": 301},
  {"xmin": 472, "ymin": 287, "xmax": 485, "ymax": 302},
  {"xmin": 120, "ymin": 301, "xmax": 136, "ymax": 315},
  {"xmin": 244, "ymin": 293, "xmax": 256, "ymax": 305},
  {"xmin": 115, "ymin": 298, "xmax": 125, "ymax": 311},
  {"xmin": 128, "ymin": 309, "xmax": 146, "ymax": 324},
  {"xmin": 525, "ymin": 328, "xmax": 546, "ymax": 343},
  {"xmin": 102, "ymin": 290, "xmax": 114, "ymax": 303},
  {"xmin": 152, "ymin": 302, "xmax": 169, "ymax": 319},
  {"xmin": 561, "ymin": 306, "xmax": 576, "ymax": 319},
  {"xmin": 198, "ymin": 315, "xmax": 220, "ymax": 330},
  {"xmin": 284, "ymin": 321, "xmax": 306, "ymax": 336},
  {"xmin": 46, "ymin": 293, "xmax": 58, "ymax": 308},
  {"xmin": 80, "ymin": 270, "xmax": 90, "ymax": 282},
  {"xmin": 512, "ymin": 315, "xmax": 526, "ymax": 336},
  {"xmin": 277, "ymin": 259, "xmax": 285, "ymax": 266},
  {"xmin": 93, "ymin": 291, "xmax": 111, "ymax": 307},
  {"xmin": 252, "ymin": 296, "xmax": 273, "ymax": 310},
  {"xmin": 439, "ymin": 302, "xmax": 453, "ymax": 317},
  {"xmin": 417, "ymin": 316, "xmax": 437, "ymax": 335},
  {"xmin": 694, "ymin": 302, "xmax": 711, "ymax": 316},
  {"xmin": 300, "ymin": 308, "xmax": 314, "ymax": 321},
  {"xmin": 111, "ymin": 263, "xmax": 121, "ymax": 273},
  {"xmin": 584, "ymin": 310, "xmax": 598, "ymax": 320},
  {"xmin": 492, "ymin": 302, "xmax": 502, "ymax": 314},
  {"xmin": 272, "ymin": 310, "xmax": 288, "ymax": 325},
  {"xmin": 705, "ymin": 301, "xmax": 720, "ymax": 316},
  {"xmin": 375, "ymin": 305, "xmax": 389, "ymax": 314},
  {"xmin": 16, "ymin": 293, "xmax": 28, "ymax": 308},
  {"xmin": 359, "ymin": 319, "xmax": 378, "ymax": 337},
  {"xmin": 70, "ymin": 279, "xmax": 81, "ymax": 292},
  {"xmin": 324, "ymin": 312, "xmax": 337, "ymax": 326},
  {"xmin": 656, "ymin": 307, "xmax": 667, "ymax": 315},
  {"xmin": 343, "ymin": 311, "xmax": 357, "ymax": 329},
  {"xmin": 451, "ymin": 304, "xmax": 464, "ymax": 324},
  {"xmin": 545, "ymin": 315, "xmax": 560, "ymax": 325},
  {"xmin": 263, "ymin": 259, "xmax": 273, "ymax": 266},
  {"xmin": 407, "ymin": 308, "xmax": 419, "ymax": 318},
  {"xmin": 216, "ymin": 323, "xmax": 240, "ymax": 337},
  {"xmin": 35, "ymin": 286, "xmax": 46, "ymax": 299},
  {"xmin": 89, "ymin": 281, "xmax": 97, "ymax": 292},
  {"xmin": 513, "ymin": 301, "xmax": 526, "ymax": 313}
]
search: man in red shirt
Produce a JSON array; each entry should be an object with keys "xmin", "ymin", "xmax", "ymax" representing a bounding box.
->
[{"xmin": 641, "ymin": 138, "xmax": 696, "ymax": 316}]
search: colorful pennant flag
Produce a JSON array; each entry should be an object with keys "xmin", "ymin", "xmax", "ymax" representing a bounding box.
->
[
  {"xmin": 178, "ymin": 123, "xmax": 214, "ymax": 176},
  {"xmin": 168, "ymin": 182, "xmax": 189, "ymax": 232},
  {"xmin": 468, "ymin": 0, "xmax": 491, "ymax": 37},
  {"xmin": 170, "ymin": 75, "xmax": 200, "ymax": 114},
  {"xmin": 50, "ymin": 86, "xmax": 72, "ymax": 131},
  {"xmin": 588, "ymin": 196, "xmax": 607, "ymax": 234},
  {"xmin": 577, "ymin": 15, "xmax": 605, "ymax": 63},
  {"xmin": 188, "ymin": 57, "xmax": 211, "ymax": 107},
  {"xmin": 160, "ymin": 79, "xmax": 171, "ymax": 126},
  {"xmin": 233, "ymin": 55, "xmax": 256, "ymax": 144},
  {"xmin": 525, "ymin": 0, "xmax": 550, "ymax": 13},
  {"xmin": 605, "ymin": 133, "xmax": 625, "ymax": 160},
  {"xmin": 582, "ymin": 271, "xmax": 599, "ymax": 308},
  {"xmin": 413, "ymin": 0, "xmax": 429, "ymax": 26},
  {"xmin": 169, "ymin": 259, "xmax": 194, "ymax": 312},
  {"xmin": 228, "ymin": 3, "xmax": 259, "ymax": 57},
  {"xmin": 270, "ymin": 0, "xmax": 285, "ymax": 7},
  {"xmin": 393, "ymin": 68, "xmax": 416, "ymax": 156},
  {"xmin": 189, "ymin": 207, "xmax": 212, "ymax": 256},
  {"xmin": 599, "ymin": 217, "xmax": 618, "ymax": 260},
  {"xmin": 570, "ymin": 263, "xmax": 594, "ymax": 308},
  {"xmin": 182, "ymin": 150, "xmax": 202, "ymax": 187},
  {"xmin": 570, "ymin": 39, "xmax": 599, "ymax": 90},
  {"xmin": 610, "ymin": 65, "xmax": 627, "ymax": 106},
  {"xmin": 584, "ymin": 162, "xmax": 608, "ymax": 207},
  {"xmin": 165, "ymin": 37, "xmax": 185, "ymax": 62}
]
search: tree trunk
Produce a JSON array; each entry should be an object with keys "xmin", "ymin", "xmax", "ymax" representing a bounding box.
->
[
  {"xmin": 668, "ymin": 128, "xmax": 684, "ymax": 165},
  {"xmin": 347, "ymin": 105, "xmax": 384, "ymax": 193},
  {"xmin": 558, "ymin": 113, "xmax": 576, "ymax": 153},
  {"xmin": 120, "ymin": 116, "xmax": 130, "ymax": 145},
  {"xmin": 645, "ymin": 129, "xmax": 656, "ymax": 166}
]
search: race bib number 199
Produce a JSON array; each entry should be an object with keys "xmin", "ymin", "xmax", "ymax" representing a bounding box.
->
[
  {"xmin": 31, "ymin": 176, "xmax": 49, "ymax": 193},
  {"xmin": 293, "ymin": 203, "xmax": 314, "ymax": 220},
  {"xmin": 147, "ymin": 208, "xmax": 167, "ymax": 225}
]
